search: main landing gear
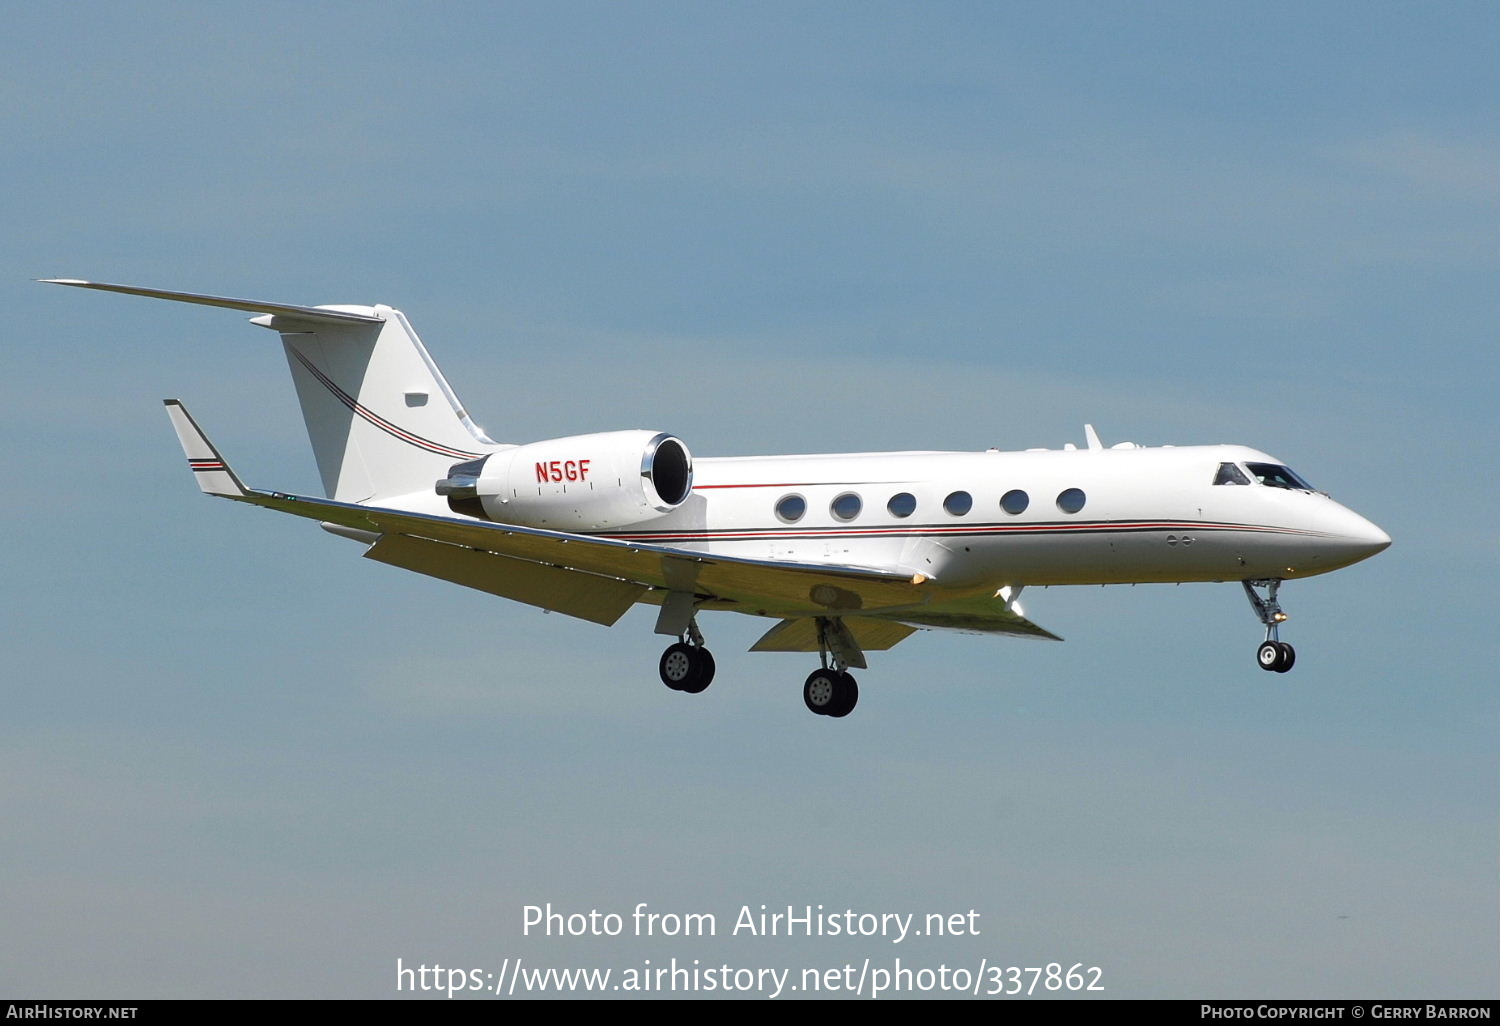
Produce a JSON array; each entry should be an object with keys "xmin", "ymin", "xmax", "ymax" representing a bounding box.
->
[
  {"xmin": 802, "ymin": 617, "xmax": 859, "ymax": 718},
  {"xmin": 1243, "ymin": 579, "xmax": 1296, "ymax": 673},
  {"xmin": 803, "ymin": 667, "xmax": 858, "ymax": 718},
  {"xmin": 658, "ymin": 617, "xmax": 715, "ymax": 694},
  {"xmin": 657, "ymin": 614, "xmax": 863, "ymax": 717}
]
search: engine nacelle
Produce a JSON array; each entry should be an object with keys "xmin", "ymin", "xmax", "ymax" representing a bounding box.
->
[{"xmin": 436, "ymin": 430, "xmax": 693, "ymax": 529}]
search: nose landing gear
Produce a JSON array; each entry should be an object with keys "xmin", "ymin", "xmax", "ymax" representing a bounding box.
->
[
  {"xmin": 1257, "ymin": 639, "xmax": 1295, "ymax": 672},
  {"xmin": 1244, "ymin": 579, "xmax": 1295, "ymax": 673}
]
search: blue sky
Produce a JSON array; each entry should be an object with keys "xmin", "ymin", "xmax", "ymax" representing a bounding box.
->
[{"xmin": 4, "ymin": 1, "xmax": 1496, "ymax": 998}]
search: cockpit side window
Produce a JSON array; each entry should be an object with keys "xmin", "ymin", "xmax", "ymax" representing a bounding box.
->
[
  {"xmin": 1213, "ymin": 462, "xmax": 1250, "ymax": 486},
  {"xmin": 1246, "ymin": 462, "xmax": 1314, "ymax": 490}
]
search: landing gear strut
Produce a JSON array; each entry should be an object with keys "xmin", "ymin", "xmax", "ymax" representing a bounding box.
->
[
  {"xmin": 659, "ymin": 617, "xmax": 715, "ymax": 694},
  {"xmin": 803, "ymin": 617, "xmax": 859, "ymax": 717},
  {"xmin": 1243, "ymin": 579, "xmax": 1295, "ymax": 673}
]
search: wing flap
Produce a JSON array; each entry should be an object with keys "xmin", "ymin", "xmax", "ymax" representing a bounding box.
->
[
  {"xmin": 363, "ymin": 533, "xmax": 644, "ymax": 625},
  {"xmin": 750, "ymin": 617, "xmax": 919, "ymax": 654}
]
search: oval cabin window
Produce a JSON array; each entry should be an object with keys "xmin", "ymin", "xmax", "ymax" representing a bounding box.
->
[
  {"xmin": 830, "ymin": 492, "xmax": 863, "ymax": 521},
  {"xmin": 1000, "ymin": 489, "xmax": 1029, "ymax": 515},
  {"xmin": 775, "ymin": 494, "xmax": 807, "ymax": 523},
  {"xmin": 943, "ymin": 491, "xmax": 973, "ymax": 516}
]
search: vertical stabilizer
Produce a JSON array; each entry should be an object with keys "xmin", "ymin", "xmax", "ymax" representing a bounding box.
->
[{"xmin": 255, "ymin": 306, "xmax": 499, "ymax": 502}]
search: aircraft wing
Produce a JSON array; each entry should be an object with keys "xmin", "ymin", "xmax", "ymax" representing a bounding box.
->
[
  {"xmin": 164, "ymin": 399, "xmax": 1061, "ymax": 640},
  {"xmin": 319, "ymin": 497, "xmax": 927, "ymax": 619}
]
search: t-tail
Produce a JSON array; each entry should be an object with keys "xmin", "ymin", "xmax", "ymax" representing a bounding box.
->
[{"xmin": 41, "ymin": 279, "xmax": 503, "ymax": 504}]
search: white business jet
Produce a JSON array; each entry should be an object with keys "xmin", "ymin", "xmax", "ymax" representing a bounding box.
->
[{"xmin": 46, "ymin": 280, "xmax": 1390, "ymax": 718}]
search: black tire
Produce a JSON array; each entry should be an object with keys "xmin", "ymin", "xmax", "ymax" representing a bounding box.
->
[
  {"xmin": 679, "ymin": 648, "xmax": 715, "ymax": 694},
  {"xmin": 826, "ymin": 672, "xmax": 859, "ymax": 718},
  {"xmin": 1257, "ymin": 641, "xmax": 1281, "ymax": 672},
  {"xmin": 1273, "ymin": 642, "xmax": 1296, "ymax": 673},
  {"xmin": 659, "ymin": 642, "xmax": 699, "ymax": 691},
  {"xmin": 803, "ymin": 669, "xmax": 840, "ymax": 715}
]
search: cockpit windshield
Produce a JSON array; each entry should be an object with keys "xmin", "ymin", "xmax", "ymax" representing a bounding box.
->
[
  {"xmin": 1246, "ymin": 462, "xmax": 1315, "ymax": 490},
  {"xmin": 1213, "ymin": 462, "xmax": 1251, "ymax": 485}
]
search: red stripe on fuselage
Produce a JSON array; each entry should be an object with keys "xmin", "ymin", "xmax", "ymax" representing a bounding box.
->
[
  {"xmin": 692, "ymin": 482, "xmax": 890, "ymax": 490},
  {"xmin": 600, "ymin": 521, "xmax": 1320, "ymax": 543}
]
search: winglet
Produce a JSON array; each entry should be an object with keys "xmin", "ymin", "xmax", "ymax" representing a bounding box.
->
[{"xmin": 163, "ymin": 400, "xmax": 249, "ymax": 497}]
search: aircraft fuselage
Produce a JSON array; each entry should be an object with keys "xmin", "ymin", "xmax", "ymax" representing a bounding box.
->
[{"xmin": 603, "ymin": 442, "xmax": 1389, "ymax": 590}]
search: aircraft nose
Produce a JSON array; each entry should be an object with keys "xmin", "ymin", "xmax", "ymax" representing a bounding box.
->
[
  {"xmin": 1330, "ymin": 507, "xmax": 1391, "ymax": 563},
  {"xmin": 1361, "ymin": 520, "xmax": 1392, "ymax": 555}
]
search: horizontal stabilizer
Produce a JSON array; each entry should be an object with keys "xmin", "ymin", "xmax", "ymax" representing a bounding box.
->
[
  {"xmin": 40, "ymin": 279, "xmax": 383, "ymax": 326},
  {"xmin": 163, "ymin": 400, "xmax": 247, "ymax": 498}
]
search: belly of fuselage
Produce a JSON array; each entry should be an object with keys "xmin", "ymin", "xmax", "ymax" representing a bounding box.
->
[{"xmin": 655, "ymin": 520, "xmax": 1314, "ymax": 588}]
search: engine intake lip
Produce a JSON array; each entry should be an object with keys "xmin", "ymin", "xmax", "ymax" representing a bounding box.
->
[{"xmin": 641, "ymin": 433, "xmax": 693, "ymax": 509}]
